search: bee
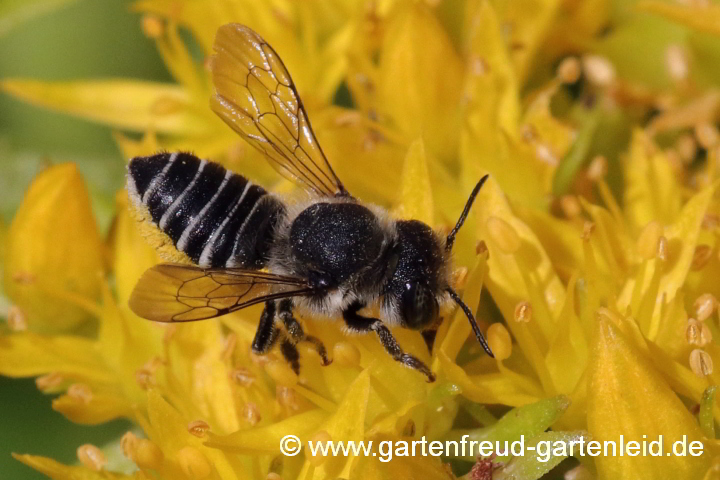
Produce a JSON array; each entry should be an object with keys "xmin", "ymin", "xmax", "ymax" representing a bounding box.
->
[{"xmin": 127, "ymin": 23, "xmax": 493, "ymax": 382}]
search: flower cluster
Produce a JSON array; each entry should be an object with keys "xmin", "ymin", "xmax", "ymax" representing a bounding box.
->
[{"xmin": 2, "ymin": 0, "xmax": 720, "ymax": 479}]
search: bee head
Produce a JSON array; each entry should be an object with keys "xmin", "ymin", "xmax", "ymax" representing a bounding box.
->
[{"xmin": 386, "ymin": 175, "xmax": 493, "ymax": 357}]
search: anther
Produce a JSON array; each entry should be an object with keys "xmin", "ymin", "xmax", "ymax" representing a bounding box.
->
[
  {"xmin": 582, "ymin": 55, "xmax": 616, "ymax": 87},
  {"xmin": 691, "ymin": 245, "xmax": 713, "ymax": 270},
  {"xmin": 557, "ymin": 57, "xmax": 581, "ymax": 84},
  {"xmin": 486, "ymin": 324, "xmax": 512, "ymax": 361},
  {"xmin": 177, "ymin": 446, "xmax": 212, "ymax": 480},
  {"xmin": 77, "ymin": 444, "xmax": 106, "ymax": 471},
  {"xmin": 486, "ymin": 216, "xmax": 521, "ymax": 254},
  {"xmin": 686, "ymin": 319, "xmax": 712, "ymax": 347},
  {"xmin": 67, "ymin": 383, "xmax": 93, "ymax": 404},
  {"xmin": 141, "ymin": 15, "xmax": 164, "ymax": 39},
  {"xmin": 332, "ymin": 342, "xmax": 361, "ymax": 368},
  {"xmin": 265, "ymin": 359, "xmax": 298, "ymax": 387},
  {"xmin": 514, "ymin": 301, "xmax": 533, "ymax": 323},
  {"xmin": 187, "ymin": 420, "xmax": 210, "ymax": 438},
  {"xmin": 586, "ymin": 155, "xmax": 608, "ymax": 181},
  {"xmin": 559, "ymin": 195, "xmax": 582, "ymax": 219},
  {"xmin": 694, "ymin": 293, "xmax": 717, "ymax": 322},
  {"xmin": 695, "ymin": 122, "xmax": 719, "ymax": 149},
  {"xmin": 657, "ymin": 235, "xmax": 668, "ymax": 262},
  {"xmin": 242, "ymin": 402, "xmax": 261, "ymax": 426},
  {"xmin": 690, "ymin": 349, "xmax": 713, "ymax": 377},
  {"xmin": 35, "ymin": 372, "xmax": 64, "ymax": 392},
  {"xmin": 229, "ymin": 368, "xmax": 255, "ymax": 387},
  {"xmin": 133, "ymin": 438, "xmax": 164, "ymax": 469},
  {"xmin": 637, "ymin": 221, "xmax": 663, "ymax": 260},
  {"xmin": 665, "ymin": 45, "xmax": 689, "ymax": 82},
  {"xmin": 7, "ymin": 305, "xmax": 27, "ymax": 331},
  {"xmin": 307, "ymin": 431, "xmax": 332, "ymax": 467}
]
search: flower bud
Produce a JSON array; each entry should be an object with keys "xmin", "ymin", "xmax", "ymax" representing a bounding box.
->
[{"xmin": 3, "ymin": 164, "xmax": 104, "ymax": 332}]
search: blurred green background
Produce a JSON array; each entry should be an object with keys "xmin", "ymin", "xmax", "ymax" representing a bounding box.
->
[{"xmin": 0, "ymin": 1, "xmax": 169, "ymax": 478}]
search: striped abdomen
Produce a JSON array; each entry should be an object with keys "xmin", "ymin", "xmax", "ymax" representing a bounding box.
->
[{"xmin": 126, "ymin": 152, "xmax": 286, "ymax": 269}]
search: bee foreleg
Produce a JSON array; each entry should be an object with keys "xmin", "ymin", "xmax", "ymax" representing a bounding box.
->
[
  {"xmin": 421, "ymin": 329, "xmax": 437, "ymax": 353},
  {"xmin": 277, "ymin": 299, "xmax": 331, "ymax": 366},
  {"xmin": 251, "ymin": 301, "xmax": 281, "ymax": 354},
  {"xmin": 342, "ymin": 304, "xmax": 436, "ymax": 382}
]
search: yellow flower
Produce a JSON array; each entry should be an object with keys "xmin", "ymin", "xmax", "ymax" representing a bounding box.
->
[{"xmin": 3, "ymin": 0, "xmax": 720, "ymax": 479}]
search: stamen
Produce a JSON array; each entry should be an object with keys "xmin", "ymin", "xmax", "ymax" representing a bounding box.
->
[
  {"xmin": 557, "ymin": 57, "xmax": 581, "ymax": 84},
  {"xmin": 242, "ymin": 402, "xmax": 261, "ymax": 426},
  {"xmin": 35, "ymin": 372, "xmax": 64, "ymax": 392},
  {"xmin": 690, "ymin": 349, "xmax": 713, "ymax": 377},
  {"xmin": 265, "ymin": 359, "xmax": 298, "ymax": 387},
  {"xmin": 7, "ymin": 305, "xmax": 27, "ymax": 331},
  {"xmin": 307, "ymin": 430, "xmax": 332, "ymax": 466},
  {"xmin": 691, "ymin": 245, "xmax": 713, "ymax": 270},
  {"xmin": 67, "ymin": 383, "xmax": 93, "ymax": 404},
  {"xmin": 332, "ymin": 342, "xmax": 361, "ymax": 368},
  {"xmin": 177, "ymin": 446, "xmax": 212, "ymax": 480},
  {"xmin": 229, "ymin": 367, "xmax": 256, "ymax": 387},
  {"xmin": 134, "ymin": 438, "xmax": 164, "ymax": 469},
  {"xmin": 188, "ymin": 420, "xmax": 210, "ymax": 438},
  {"xmin": 486, "ymin": 324, "xmax": 512, "ymax": 361},
  {"xmin": 514, "ymin": 301, "xmax": 533, "ymax": 323},
  {"xmin": 694, "ymin": 293, "xmax": 717, "ymax": 322},
  {"xmin": 486, "ymin": 216, "xmax": 521, "ymax": 254},
  {"xmin": 77, "ymin": 444, "xmax": 106, "ymax": 471},
  {"xmin": 637, "ymin": 221, "xmax": 663, "ymax": 260}
]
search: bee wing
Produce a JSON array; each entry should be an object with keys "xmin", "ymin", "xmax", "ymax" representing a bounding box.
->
[
  {"xmin": 129, "ymin": 263, "xmax": 317, "ymax": 322},
  {"xmin": 210, "ymin": 23, "xmax": 349, "ymax": 198}
]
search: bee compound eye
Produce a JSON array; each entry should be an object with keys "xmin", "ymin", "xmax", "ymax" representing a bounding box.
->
[{"xmin": 400, "ymin": 282, "xmax": 437, "ymax": 330}]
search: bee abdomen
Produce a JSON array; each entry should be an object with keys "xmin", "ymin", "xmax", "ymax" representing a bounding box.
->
[{"xmin": 127, "ymin": 152, "xmax": 285, "ymax": 269}]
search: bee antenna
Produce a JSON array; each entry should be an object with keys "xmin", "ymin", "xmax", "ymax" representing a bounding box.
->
[
  {"xmin": 445, "ymin": 175, "xmax": 490, "ymax": 252},
  {"xmin": 445, "ymin": 287, "xmax": 494, "ymax": 357}
]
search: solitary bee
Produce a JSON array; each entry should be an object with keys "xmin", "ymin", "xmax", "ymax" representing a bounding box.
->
[{"xmin": 127, "ymin": 24, "xmax": 493, "ymax": 382}]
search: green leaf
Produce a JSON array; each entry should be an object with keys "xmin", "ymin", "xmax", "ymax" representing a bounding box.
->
[
  {"xmin": 493, "ymin": 431, "xmax": 590, "ymax": 480},
  {"xmin": 444, "ymin": 395, "xmax": 570, "ymax": 462}
]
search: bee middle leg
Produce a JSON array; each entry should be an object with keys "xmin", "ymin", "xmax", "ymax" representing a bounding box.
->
[
  {"xmin": 277, "ymin": 299, "xmax": 331, "ymax": 366},
  {"xmin": 342, "ymin": 303, "xmax": 436, "ymax": 382},
  {"xmin": 251, "ymin": 301, "xmax": 303, "ymax": 375}
]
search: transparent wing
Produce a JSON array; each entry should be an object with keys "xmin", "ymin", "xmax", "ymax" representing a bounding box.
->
[
  {"xmin": 210, "ymin": 23, "xmax": 348, "ymax": 198},
  {"xmin": 129, "ymin": 264, "xmax": 317, "ymax": 322}
]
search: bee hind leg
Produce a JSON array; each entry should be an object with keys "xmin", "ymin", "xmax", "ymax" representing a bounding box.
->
[
  {"xmin": 277, "ymin": 299, "xmax": 331, "ymax": 366},
  {"xmin": 342, "ymin": 303, "xmax": 436, "ymax": 382},
  {"xmin": 251, "ymin": 300, "xmax": 281, "ymax": 354}
]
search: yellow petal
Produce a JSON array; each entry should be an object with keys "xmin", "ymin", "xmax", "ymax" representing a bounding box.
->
[
  {"xmin": 52, "ymin": 389, "xmax": 133, "ymax": 425},
  {"xmin": 3, "ymin": 163, "xmax": 103, "ymax": 332},
  {"xmin": 438, "ymin": 351, "xmax": 541, "ymax": 406},
  {"xmin": 588, "ymin": 318, "xmax": 711, "ymax": 479},
  {"xmin": 0, "ymin": 79, "xmax": 207, "ymax": 134},
  {"xmin": 12, "ymin": 454, "xmax": 130, "ymax": 480},
  {"xmin": 638, "ymin": 0, "xmax": 720, "ymax": 37},
  {"xmin": 206, "ymin": 409, "xmax": 328, "ymax": 454},
  {"xmin": 623, "ymin": 130, "xmax": 682, "ymax": 230},
  {"xmin": 391, "ymin": 138, "xmax": 434, "ymax": 226},
  {"xmin": 378, "ymin": 3, "xmax": 464, "ymax": 164},
  {"xmin": 494, "ymin": 0, "xmax": 563, "ymax": 84},
  {"xmin": 461, "ymin": 1, "xmax": 547, "ymax": 207},
  {"xmin": 0, "ymin": 332, "xmax": 112, "ymax": 382},
  {"xmin": 301, "ymin": 370, "xmax": 371, "ymax": 478}
]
